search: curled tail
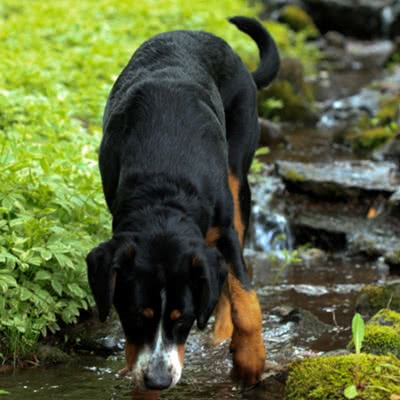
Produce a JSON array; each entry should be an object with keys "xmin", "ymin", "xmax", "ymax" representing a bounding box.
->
[{"xmin": 229, "ymin": 16, "xmax": 280, "ymax": 90}]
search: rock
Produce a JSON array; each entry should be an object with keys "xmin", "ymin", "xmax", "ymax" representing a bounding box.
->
[
  {"xmin": 348, "ymin": 309, "xmax": 400, "ymax": 357},
  {"xmin": 274, "ymin": 160, "xmax": 400, "ymax": 259},
  {"xmin": 324, "ymin": 31, "xmax": 346, "ymax": 48},
  {"xmin": 299, "ymin": 247, "xmax": 328, "ymax": 266},
  {"xmin": 258, "ymin": 118, "xmax": 286, "ymax": 147},
  {"xmin": 356, "ymin": 281, "xmax": 400, "ymax": 316},
  {"xmin": 37, "ymin": 345, "xmax": 71, "ymax": 365},
  {"xmin": 389, "ymin": 189, "xmax": 400, "ymax": 207},
  {"xmin": 273, "ymin": 307, "xmax": 333, "ymax": 337},
  {"xmin": 57, "ymin": 308, "xmax": 124, "ymax": 355},
  {"xmin": 346, "ymin": 40, "xmax": 395, "ymax": 69},
  {"xmin": 276, "ymin": 160, "xmax": 399, "ymax": 196},
  {"xmin": 302, "ymin": 0, "xmax": 400, "ymax": 39},
  {"xmin": 286, "ymin": 353, "xmax": 400, "ymax": 399}
]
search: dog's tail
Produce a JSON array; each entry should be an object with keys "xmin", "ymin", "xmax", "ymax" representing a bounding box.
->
[{"xmin": 229, "ymin": 16, "xmax": 280, "ymax": 90}]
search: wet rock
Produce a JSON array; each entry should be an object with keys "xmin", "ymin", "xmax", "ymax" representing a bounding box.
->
[
  {"xmin": 299, "ymin": 247, "xmax": 328, "ymax": 266},
  {"xmin": 276, "ymin": 160, "xmax": 399, "ymax": 197},
  {"xmin": 348, "ymin": 309, "xmax": 400, "ymax": 357},
  {"xmin": 302, "ymin": 0, "xmax": 400, "ymax": 39},
  {"xmin": 346, "ymin": 40, "xmax": 395, "ymax": 68},
  {"xmin": 58, "ymin": 308, "xmax": 124, "ymax": 356},
  {"xmin": 274, "ymin": 160, "xmax": 400, "ymax": 260},
  {"xmin": 258, "ymin": 118, "xmax": 286, "ymax": 147},
  {"xmin": 273, "ymin": 307, "xmax": 333, "ymax": 337},
  {"xmin": 37, "ymin": 345, "xmax": 71, "ymax": 365},
  {"xmin": 324, "ymin": 31, "xmax": 346, "ymax": 49},
  {"xmin": 249, "ymin": 362, "xmax": 288, "ymax": 400},
  {"xmin": 389, "ymin": 189, "xmax": 400, "ymax": 207},
  {"xmin": 286, "ymin": 353, "xmax": 400, "ymax": 399},
  {"xmin": 356, "ymin": 280, "xmax": 400, "ymax": 316}
]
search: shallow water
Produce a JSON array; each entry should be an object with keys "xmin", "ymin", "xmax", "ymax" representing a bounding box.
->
[{"xmin": 0, "ymin": 253, "xmax": 390, "ymax": 400}]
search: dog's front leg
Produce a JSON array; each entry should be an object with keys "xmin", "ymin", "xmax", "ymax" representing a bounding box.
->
[{"xmin": 217, "ymin": 229, "xmax": 265, "ymax": 385}]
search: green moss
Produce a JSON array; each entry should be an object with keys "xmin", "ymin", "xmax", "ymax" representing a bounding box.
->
[
  {"xmin": 362, "ymin": 324, "xmax": 400, "ymax": 357},
  {"xmin": 350, "ymin": 126, "xmax": 395, "ymax": 152},
  {"xmin": 284, "ymin": 168, "xmax": 306, "ymax": 182},
  {"xmin": 286, "ymin": 354, "xmax": 400, "ymax": 400},
  {"xmin": 348, "ymin": 309, "xmax": 400, "ymax": 357},
  {"xmin": 281, "ymin": 5, "xmax": 319, "ymax": 37},
  {"xmin": 258, "ymin": 80, "xmax": 318, "ymax": 122},
  {"xmin": 357, "ymin": 284, "xmax": 400, "ymax": 315},
  {"xmin": 377, "ymin": 95, "xmax": 400, "ymax": 124}
]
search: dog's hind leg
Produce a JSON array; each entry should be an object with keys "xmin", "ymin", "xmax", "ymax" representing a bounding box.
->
[{"xmin": 223, "ymin": 83, "xmax": 265, "ymax": 385}]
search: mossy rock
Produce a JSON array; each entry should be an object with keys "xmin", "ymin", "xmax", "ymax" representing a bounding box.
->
[
  {"xmin": 259, "ymin": 80, "xmax": 318, "ymax": 123},
  {"xmin": 280, "ymin": 5, "xmax": 319, "ymax": 37},
  {"xmin": 258, "ymin": 57, "xmax": 318, "ymax": 123},
  {"xmin": 350, "ymin": 126, "xmax": 395, "ymax": 152},
  {"xmin": 286, "ymin": 354, "xmax": 400, "ymax": 400},
  {"xmin": 348, "ymin": 309, "xmax": 400, "ymax": 357},
  {"xmin": 377, "ymin": 95, "xmax": 400, "ymax": 124},
  {"xmin": 356, "ymin": 282, "xmax": 400, "ymax": 316}
]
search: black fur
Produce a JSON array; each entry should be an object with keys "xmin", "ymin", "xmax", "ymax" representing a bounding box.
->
[{"xmin": 87, "ymin": 17, "xmax": 279, "ymax": 348}]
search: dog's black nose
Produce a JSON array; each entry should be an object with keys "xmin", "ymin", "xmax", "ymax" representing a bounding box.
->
[{"xmin": 143, "ymin": 371, "xmax": 172, "ymax": 390}]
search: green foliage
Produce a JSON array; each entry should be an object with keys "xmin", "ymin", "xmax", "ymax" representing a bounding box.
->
[
  {"xmin": 0, "ymin": 0, "xmax": 320, "ymax": 359},
  {"xmin": 286, "ymin": 354, "xmax": 400, "ymax": 400},
  {"xmin": 0, "ymin": 390, "xmax": 10, "ymax": 395},
  {"xmin": 348, "ymin": 94, "xmax": 399, "ymax": 153},
  {"xmin": 250, "ymin": 146, "xmax": 270, "ymax": 176},
  {"xmin": 280, "ymin": 5, "xmax": 319, "ymax": 37},
  {"xmin": 352, "ymin": 313, "xmax": 365, "ymax": 355}
]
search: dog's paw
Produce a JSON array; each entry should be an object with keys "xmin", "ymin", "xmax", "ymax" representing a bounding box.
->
[{"xmin": 230, "ymin": 330, "xmax": 265, "ymax": 385}]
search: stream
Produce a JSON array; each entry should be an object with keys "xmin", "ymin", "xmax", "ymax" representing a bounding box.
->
[{"xmin": 1, "ymin": 48, "xmax": 398, "ymax": 400}]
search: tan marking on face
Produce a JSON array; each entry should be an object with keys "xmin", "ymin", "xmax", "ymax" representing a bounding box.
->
[
  {"xmin": 228, "ymin": 171, "xmax": 245, "ymax": 248},
  {"xmin": 125, "ymin": 341, "xmax": 140, "ymax": 371},
  {"xmin": 142, "ymin": 308, "xmax": 154, "ymax": 319},
  {"xmin": 177, "ymin": 344, "xmax": 185, "ymax": 366},
  {"xmin": 170, "ymin": 309, "xmax": 182, "ymax": 321}
]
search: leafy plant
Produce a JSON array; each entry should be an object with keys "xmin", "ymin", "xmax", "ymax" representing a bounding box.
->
[{"xmin": 344, "ymin": 313, "xmax": 365, "ymax": 399}]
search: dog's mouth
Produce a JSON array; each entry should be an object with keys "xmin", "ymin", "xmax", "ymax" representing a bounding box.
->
[{"xmin": 120, "ymin": 343, "xmax": 184, "ymax": 391}]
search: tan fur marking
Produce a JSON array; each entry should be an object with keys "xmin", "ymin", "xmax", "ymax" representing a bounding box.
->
[
  {"xmin": 170, "ymin": 309, "xmax": 182, "ymax": 321},
  {"xmin": 177, "ymin": 344, "xmax": 185, "ymax": 366},
  {"xmin": 228, "ymin": 171, "xmax": 245, "ymax": 247},
  {"xmin": 205, "ymin": 226, "xmax": 221, "ymax": 247},
  {"xmin": 125, "ymin": 341, "xmax": 140, "ymax": 371},
  {"xmin": 213, "ymin": 283, "xmax": 233, "ymax": 344},
  {"xmin": 142, "ymin": 308, "xmax": 154, "ymax": 319},
  {"xmin": 228, "ymin": 271, "xmax": 265, "ymax": 384}
]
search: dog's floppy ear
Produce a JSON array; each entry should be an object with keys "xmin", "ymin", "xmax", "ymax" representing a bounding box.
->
[
  {"xmin": 191, "ymin": 245, "xmax": 227, "ymax": 330},
  {"xmin": 86, "ymin": 239, "xmax": 118, "ymax": 322}
]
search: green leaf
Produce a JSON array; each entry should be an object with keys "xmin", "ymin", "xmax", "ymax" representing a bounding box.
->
[
  {"xmin": 35, "ymin": 271, "xmax": 52, "ymax": 281},
  {"xmin": 0, "ymin": 389, "xmax": 10, "ymax": 395},
  {"xmin": 344, "ymin": 385, "xmax": 358, "ymax": 399},
  {"xmin": 352, "ymin": 313, "xmax": 365, "ymax": 355}
]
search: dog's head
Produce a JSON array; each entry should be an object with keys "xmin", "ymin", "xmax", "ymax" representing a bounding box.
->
[{"xmin": 86, "ymin": 233, "xmax": 227, "ymax": 390}]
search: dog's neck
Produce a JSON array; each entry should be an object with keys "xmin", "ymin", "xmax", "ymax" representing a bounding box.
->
[{"xmin": 111, "ymin": 172, "xmax": 211, "ymax": 236}]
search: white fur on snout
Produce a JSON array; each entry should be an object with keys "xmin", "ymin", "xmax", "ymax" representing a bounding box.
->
[{"xmin": 132, "ymin": 321, "xmax": 182, "ymax": 389}]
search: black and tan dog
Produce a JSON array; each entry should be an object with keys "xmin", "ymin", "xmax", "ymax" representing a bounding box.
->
[{"xmin": 86, "ymin": 16, "xmax": 279, "ymax": 390}]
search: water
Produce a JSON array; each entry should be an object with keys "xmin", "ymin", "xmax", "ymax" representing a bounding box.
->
[{"xmin": 0, "ymin": 252, "xmax": 390, "ymax": 399}]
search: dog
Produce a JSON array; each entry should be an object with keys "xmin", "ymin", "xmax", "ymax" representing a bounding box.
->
[{"xmin": 86, "ymin": 16, "xmax": 280, "ymax": 390}]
